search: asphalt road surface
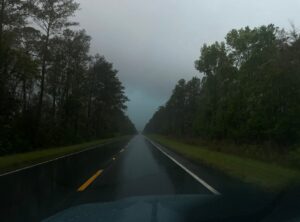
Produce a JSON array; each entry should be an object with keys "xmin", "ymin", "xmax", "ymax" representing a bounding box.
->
[{"xmin": 0, "ymin": 135, "xmax": 259, "ymax": 222}]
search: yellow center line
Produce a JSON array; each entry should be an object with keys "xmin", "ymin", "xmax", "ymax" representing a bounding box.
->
[{"xmin": 77, "ymin": 170, "xmax": 103, "ymax": 192}]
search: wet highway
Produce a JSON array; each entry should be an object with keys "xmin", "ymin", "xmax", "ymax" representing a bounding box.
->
[
  {"xmin": 68, "ymin": 136, "xmax": 216, "ymax": 207},
  {"xmin": 0, "ymin": 135, "xmax": 251, "ymax": 221}
]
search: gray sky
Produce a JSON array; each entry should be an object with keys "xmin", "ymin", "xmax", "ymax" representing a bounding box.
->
[{"xmin": 75, "ymin": 0, "xmax": 300, "ymax": 131}]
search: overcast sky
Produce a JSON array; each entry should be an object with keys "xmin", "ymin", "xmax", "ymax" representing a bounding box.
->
[{"xmin": 75, "ymin": 0, "xmax": 300, "ymax": 131}]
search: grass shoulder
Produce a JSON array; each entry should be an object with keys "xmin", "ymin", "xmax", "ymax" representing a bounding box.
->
[
  {"xmin": 0, "ymin": 136, "xmax": 131, "ymax": 174},
  {"xmin": 147, "ymin": 134, "xmax": 300, "ymax": 191}
]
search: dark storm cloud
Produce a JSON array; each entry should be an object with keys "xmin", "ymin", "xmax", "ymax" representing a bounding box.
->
[{"xmin": 75, "ymin": 0, "xmax": 300, "ymax": 130}]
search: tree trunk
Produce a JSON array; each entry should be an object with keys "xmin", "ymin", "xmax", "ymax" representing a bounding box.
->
[
  {"xmin": 34, "ymin": 26, "xmax": 50, "ymax": 145},
  {"xmin": 87, "ymin": 69, "xmax": 95, "ymax": 134},
  {"xmin": 52, "ymin": 92, "xmax": 56, "ymax": 119},
  {"xmin": 22, "ymin": 77, "xmax": 26, "ymax": 114},
  {"xmin": 0, "ymin": 0, "xmax": 5, "ymax": 44}
]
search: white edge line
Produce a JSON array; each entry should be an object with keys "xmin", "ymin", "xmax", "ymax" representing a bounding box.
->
[
  {"xmin": 144, "ymin": 137, "xmax": 221, "ymax": 195},
  {"xmin": 0, "ymin": 141, "xmax": 115, "ymax": 177}
]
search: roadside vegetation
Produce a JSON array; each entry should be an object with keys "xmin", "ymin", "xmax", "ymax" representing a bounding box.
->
[
  {"xmin": 0, "ymin": 0, "xmax": 136, "ymax": 156},
  {"xmin": 0, "ymin": 136, "xmax": 131, "ymax": 174},
  {"xmin": 144, "ymin": 25, "xmax": 300, "ymax": 190},
  {"xmin": 149, "ymin": 135, "xmax": 300, "ymax": 191},
  {"xmin": 145, "ymin": 25, "xmax": 300, "ymax": 146}
]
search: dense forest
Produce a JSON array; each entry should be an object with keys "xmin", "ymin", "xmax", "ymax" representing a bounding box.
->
[
  {"xmin": 144, "ymin": 25, "xmax": 300, "ymax": 147},
  {"xmin": 0, "ymin": 0, "xmax": 136, "ymax": 155}
]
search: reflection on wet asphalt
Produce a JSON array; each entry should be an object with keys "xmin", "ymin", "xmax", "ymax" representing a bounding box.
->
[
  {"xmin": 68, "ymin": 136, "xmax": 211, "ymax": 207},
  {"xmin": 0, "ymin": 135, "xmax": 251, "ymax": 221},
  {"xmin": 0, "ymin": 139, "xmax": 128, "ymax": 222}
]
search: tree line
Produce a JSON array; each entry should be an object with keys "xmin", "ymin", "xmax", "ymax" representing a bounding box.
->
[
  {"xmin": 0, "ymin": 0, "xmax": 136, "ymax": 155},
  {"xmin": 144, "ymin": 24, "xmax": 300, "ymax": 147}
]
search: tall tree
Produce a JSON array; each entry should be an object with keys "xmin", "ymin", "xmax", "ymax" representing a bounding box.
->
[
  {"xmin": 87, "ymin": 55, "xmax": 129, "ymax": 138},
  {"xmin": 0, "ymin": 0, "xmax": 136, "ymax": 155},
  {"xmin": 145, "ymin": 24, "xmax": 300, "ymax": 146},
  {"xmin": 30, "ymin": 0, "xmax": 79, "ymax": 142}
]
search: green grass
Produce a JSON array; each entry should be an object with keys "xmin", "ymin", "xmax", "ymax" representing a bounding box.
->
[
  {"xmin": 148, "ymin": 134, "xmax": 300, "ymax": 191},
  {"xmin": 0, "ymin": 136, "xmax": 130, "ymax": 174}
]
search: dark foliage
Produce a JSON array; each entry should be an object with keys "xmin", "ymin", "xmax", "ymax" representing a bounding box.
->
[
  {"xmin": 0, "ymin": 0, "xmax": 136, "ymax": 155},
  {"xmin": 144, "ymin": 25, "xmax": 300, "ymax": 146}
]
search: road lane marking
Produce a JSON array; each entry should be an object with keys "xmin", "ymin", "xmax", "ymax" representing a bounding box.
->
[
  {"xmin": 77, "ymin": 170, "xmax": 103, "ymax": 192},
  {"xmin": 0, "ymin": 141, "xmax": 115, "ymax": 177},
  {"xmin": 145, "ymin": 137, "xmax": 221, "ymax": 195}
]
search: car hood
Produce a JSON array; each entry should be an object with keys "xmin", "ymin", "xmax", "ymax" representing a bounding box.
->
[{"xmin": 43, "ymin": 192, "xmax": 300, "ymax": 222}]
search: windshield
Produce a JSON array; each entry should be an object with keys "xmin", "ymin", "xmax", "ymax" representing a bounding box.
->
[{"xmin": 0, "ymin": 0, "xmax": 300, "ymax": 222}]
